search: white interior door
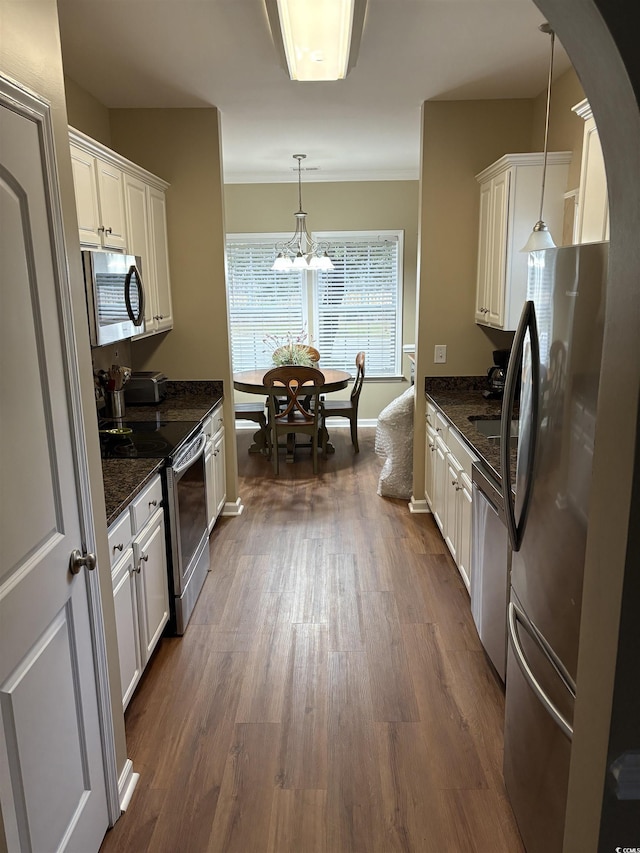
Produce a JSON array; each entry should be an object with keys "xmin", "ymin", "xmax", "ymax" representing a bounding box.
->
[{"xmin": 0, "ymin": 81, "xmax": 110, "ymax": 851}]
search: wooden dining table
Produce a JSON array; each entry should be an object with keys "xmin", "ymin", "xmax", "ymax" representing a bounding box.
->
[{"xmin": 233, "ymin": 367, "xmax": 352, "ymax": 458}]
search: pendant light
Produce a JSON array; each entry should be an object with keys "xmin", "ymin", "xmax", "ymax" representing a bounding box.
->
[
  {"xmin": 272, "ymin": 155, "xmax": 334, "ymax": 271},
  {"xmin": 521, "ymin": 22, "xmax": 557, "ymax": 252}
]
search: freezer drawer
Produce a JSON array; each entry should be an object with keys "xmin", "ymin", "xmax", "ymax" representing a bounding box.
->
[{"xmin": 503, "ymin": 591, "xmax": 576, "ymax": 853}]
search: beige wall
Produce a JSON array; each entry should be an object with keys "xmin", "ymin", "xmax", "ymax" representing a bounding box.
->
[
  {"xmin": 0, "ymin": 0, "xmax": 129, "ymax": 815},
  {"xmin": 65, "ymin": 75, "xmax": 112, "ymax": 146},
  {"xmin": 225, "ymin": 180, "xmax": 419, "ymax": 419},
  {"xmin": 412, "ymin": 82, "xmax": 587, "ymax": 499},
  {"xmin": 108, "ymin": 107, "xmax": 239, "ymax": 502}
]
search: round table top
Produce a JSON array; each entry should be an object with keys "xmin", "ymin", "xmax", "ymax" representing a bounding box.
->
[{"xmin": 233, "ymin": 367, "xmax": 351, "ymax": 395}]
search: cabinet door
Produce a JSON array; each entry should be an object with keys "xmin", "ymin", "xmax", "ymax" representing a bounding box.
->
[
  {"xmin": 475, "ymin": 180, "xmax": 492, "ymax": 322},
  {"xmin": 445, "ymin": 455, "xmax": 462, "ymax": 563},
  {"xmin": 205, "ymin": 440, "xmax": 217, "ymax": 532},
  {"xmin": 124, "ymin": 174, "xmax": 155, "ymax": 333},
  {"xmin": 457, "ymin": 474, "xmax": 473, "ymax": 592},
  {"xmin": 112, "ymin": 549, "xmax": 142, "ymax": 709},
  {"xmin": 95, "ymin": 159, "xmax": 127, "ymax": 250},
  {"xmin": 148, "ymin": 186, "xmax": 173, "ymax": 332},
  {"xmin": 432, "ymin": 436, "xmax": 448, "ymax": 533},
  {"xmin": 134, "ymin": 508, "xmax": 170, "ymax": 663},
  {"xmin": 213, "ymin": 427, "xmax": 226, "ymax": 520},
  {"xmin": 487, "ymin": 170, "xmax": 510, "ymax": 328},
  {"xmin": 70, "ymin": 145, "xmax": 101, "ymax": 247},
  {"xmin": 577, "ymin": 119, "xmax": 609, "ymax": 243},
  {"xmin": 424, "ymin": 425, "xmax": 436, "ymax": 508}
]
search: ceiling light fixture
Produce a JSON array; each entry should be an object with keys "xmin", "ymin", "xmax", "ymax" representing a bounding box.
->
[
  {"xmin": 265, "ymin": 0, "xmax": 367, "ymax": 82},
  {"xmin": 272, "ymin": 154, "xmax": 334, "ymax": 271},
  {"xmin": 522, "ymin": 22, "xmax": 557, "ymax": 252}
]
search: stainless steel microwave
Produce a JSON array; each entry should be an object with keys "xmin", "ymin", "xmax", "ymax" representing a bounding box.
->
[{"xmin": 82, "ymin": 250, "xmax": 146, "ymax": 347}]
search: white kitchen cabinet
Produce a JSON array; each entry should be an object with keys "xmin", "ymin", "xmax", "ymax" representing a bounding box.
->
[
  {"xmin": 111, "ymin": 547, "xmax": 142, "ymax": 709},
  {"xmin": 70, "ymin": 143, "xmax": 127, "ymax": 251},
  {"xmin": 70, "ymin": 126, "xmax": 174, "ymax": 336},
  {"xmin": 572, "ymin": 99, "xmax": 609, "ymax": 244},
  {"xmin": 109, "ymin": 474, "xmax": 169, "ymax": 709},
  {"xmin": 425, "ymin": 401, "xmax": 478, "ymax": 591},
  {"xmin": 123, "ymin": 175, "xmax": 174, "ymax": 336},
  {"xmin": 204, "ymin": 404, "xmax": 226, "ymax": 532},
  {"xmin": 424, "ymin": 424, "xmax": 437, "ymax": 509},
  {"xmin": 133, "ymin": 507, "xmax": 170, "ymax": 661},
  {"xmin": 475, "ymin": 152, "xmax": 571, "ymax": 331}
]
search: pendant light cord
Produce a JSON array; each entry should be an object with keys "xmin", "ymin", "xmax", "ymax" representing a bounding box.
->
[{"xmin": 538, "ymin": 27, "xmax": 555, "ymax": 224}]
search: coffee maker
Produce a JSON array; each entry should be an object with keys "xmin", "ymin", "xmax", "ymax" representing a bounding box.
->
[{"xmin": 483, "ymin": 349, "xmax": 510, "ymax": 399}]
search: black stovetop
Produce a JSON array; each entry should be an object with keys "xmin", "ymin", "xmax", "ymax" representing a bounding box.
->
[{"xmin": 98, "ymin": 418, "xmax": 200, "ymax": 459}]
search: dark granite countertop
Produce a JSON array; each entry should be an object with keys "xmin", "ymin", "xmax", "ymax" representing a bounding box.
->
[
  {"xmin": 425, "ymin": 377, "xmax": 518, "ymax": 484},
  {"xmin": 102, "ymin": 459, "xmax": 164, "ymax": 526},
  {"xmin": 101, "ymin": 380, "xmax": 224, "ymax": 527}
]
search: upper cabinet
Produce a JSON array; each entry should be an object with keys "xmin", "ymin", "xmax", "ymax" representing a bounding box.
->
[
  {"xmin": 123, "ymin": 175, "xmax": 174, "ymax": 335},
  {"xmin": 474, "ymin": 152, "xmax": 571, "ymax": 331},
  {"xmin": 70, "ymin": 144, "xmax": 127, "ymax": 250},
  {"xmin": 572, "ymin": 99, "xmax": 610, "ymax": 244},
  {"xmin": 69, "ymin": 127, "xmax": 173, "ymax": 337}
]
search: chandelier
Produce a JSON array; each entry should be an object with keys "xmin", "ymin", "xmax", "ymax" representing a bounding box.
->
[{"xmin": 272, "ymin": 155, "xmax": 334, "ymax": 271}]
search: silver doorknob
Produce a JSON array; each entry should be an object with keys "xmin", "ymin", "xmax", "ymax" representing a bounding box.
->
[{"xmin": 69, "ymin": 549, "xmax": 97, "ymax": 574}]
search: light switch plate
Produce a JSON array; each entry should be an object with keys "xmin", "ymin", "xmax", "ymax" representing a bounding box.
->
[{"xmin": 434, "ymin": 344, "xmax": 447, "ymax": 364}]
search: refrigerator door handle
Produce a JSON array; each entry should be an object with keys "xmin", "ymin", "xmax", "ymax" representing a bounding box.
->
[
  {"xmin": 508, "ymin": 601, "xmax": 574, "ymax": 741},
  {"xmin": 501, "ymin": 299, "xmax": 541, "ymax": 551}
]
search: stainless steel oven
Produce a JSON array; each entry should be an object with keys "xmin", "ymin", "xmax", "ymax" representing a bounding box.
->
[{"xmin": 165, "ymin": 427, "xmax": 210, "ymax": 634}]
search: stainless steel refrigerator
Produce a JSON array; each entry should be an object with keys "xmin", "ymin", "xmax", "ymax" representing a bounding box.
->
[{"xmin": 499, "ymin": 242, "xmax": 608, "ymax": 853}]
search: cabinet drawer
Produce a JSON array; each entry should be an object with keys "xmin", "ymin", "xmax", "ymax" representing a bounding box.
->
[
  {"xmin": 446, "ymin": 426, "xmax": 477, "ymax": 479},
  {"xmin": 426, "ymin": 401, "xmax": 437, "ymax": 427},
  {"xmin": 131, "ymin": 475, "xmax": 163, "ymax": 533},
  {"xmin": 434, "ymin": 411, "xmax": 449, "ymax": 442},
  {"xmin": 108, "ymin": 509, "xmax": 133, "ymax": 568}
]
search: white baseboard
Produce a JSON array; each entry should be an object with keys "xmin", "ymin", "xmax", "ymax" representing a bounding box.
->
[
  {"xmin": 408, "ymin": 497, "xmax": 430, "ymax": 514},
  {"xmin": 222, "ymin": 497, "xmax": 244, "ymax": 516},
  {"xmin": 118, "ymin": 759, "xmax": 140, "ymax": 812}
]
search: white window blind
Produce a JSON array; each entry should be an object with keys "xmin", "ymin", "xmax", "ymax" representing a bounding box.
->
[
  {"xmin": 314, "ymin": 233, "xmax": 402, "ymax": 376},
  {"xmin": 226, "ymin": 236, "xmax": 305, "ymax": 371}
]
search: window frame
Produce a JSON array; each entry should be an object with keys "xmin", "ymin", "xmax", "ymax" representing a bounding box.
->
[{"xmin": 226, "ymin": 229, "xmax": 404, "ymax": 379}]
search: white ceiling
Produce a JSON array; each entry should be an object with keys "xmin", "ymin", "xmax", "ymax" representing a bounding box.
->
[{"xmin": 57, "ymin": 0, "xmax": 572, "ymax": 184}]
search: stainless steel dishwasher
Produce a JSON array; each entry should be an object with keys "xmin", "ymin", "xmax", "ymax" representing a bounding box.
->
[{"xmin": 471, "ymin": 461, "xmax": 511, "ymax": 681}]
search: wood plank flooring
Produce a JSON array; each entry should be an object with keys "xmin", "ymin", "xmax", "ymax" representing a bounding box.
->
[{"xmin": 100, "ymin": 427, "xmax": 524, "ymax": 853}]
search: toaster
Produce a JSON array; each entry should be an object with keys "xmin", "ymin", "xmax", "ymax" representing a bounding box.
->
[{"xmin": 124, "ymin": 371, "xmax": 168, "ymax": 404}]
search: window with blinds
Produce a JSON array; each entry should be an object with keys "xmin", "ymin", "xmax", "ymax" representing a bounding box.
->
[
  {"xmin": 226, "ymin": 230, "xmax": 403, "ymax": 377},
  {"xmin": 226, "ymin": 236, "xmax": 305, "ymax": 371},
  {"xmin": 314, "ymin": 232, "xmax": 402, "ymax": 375}
]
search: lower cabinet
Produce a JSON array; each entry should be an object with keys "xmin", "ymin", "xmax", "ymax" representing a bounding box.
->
[
  {"xmin": 204, "ymin": 403, "xmax": 226, "ymax": 532},
  {"xmin": 109, "ymin": 474, "xmax": 169, "ymax": 710},
  {"xmin": 425, "ymin": 405, "xmax": 477, "ymax": 592}
]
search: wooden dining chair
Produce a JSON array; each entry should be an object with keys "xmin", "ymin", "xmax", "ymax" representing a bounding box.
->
[
  {"xmin": 264, "ymin": 366, "xmax": 325, "ymax": 474},
  {"xmin": 320, "ymin": 351, "xmax": 365, "ymax": 453}
]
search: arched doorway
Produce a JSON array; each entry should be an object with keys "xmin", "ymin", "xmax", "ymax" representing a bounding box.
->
[{"xmin": 532, "ymin": 2, "xmax": 640, "ymax": 849}]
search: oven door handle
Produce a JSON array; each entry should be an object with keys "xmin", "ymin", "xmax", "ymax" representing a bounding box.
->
[{"xmin": 172, "ymin": 433, "xmax": 207, "ymax": 474}]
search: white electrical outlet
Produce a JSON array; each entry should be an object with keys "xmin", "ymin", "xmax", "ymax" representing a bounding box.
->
[{"xmin": 434, "ymin": 344, "xmax": 447, "ymax": 364}]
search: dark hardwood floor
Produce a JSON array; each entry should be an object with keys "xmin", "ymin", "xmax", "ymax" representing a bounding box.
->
[{"xmin": 100, "ymin": 427, "xmax": 524, "ymax": 853}]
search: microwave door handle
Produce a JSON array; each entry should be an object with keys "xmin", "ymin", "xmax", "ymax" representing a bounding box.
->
[{"xmin": 125, "ymin": 264, "xmax": 145, "ymax": 326}]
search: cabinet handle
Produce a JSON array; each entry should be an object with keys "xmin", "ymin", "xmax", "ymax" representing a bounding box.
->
[
  {"xmin": 113, "ymin": 543, "xmax": 124, "ymax": 553},
  {"xmin": 436, "ymin": 427, "xmax": 442, "ymax": 433},
  {"xmin": 430, "ymin": 445, "xmax": 436, "ymax": 452},
  {"xmin": 105, "ymin": 226, "xmax": 112, "ymax": 235},
  {"xmin": 149, "ymin": 499, "xmax": 158, "ymax": 507},
  {"xmin": 451, "ymin": 479, "xmax": 458, "ymax": 487},
  {"xmin": 97, "ymin": 226, "xmax": 105, "ymax": 233},
  {"xmin": 140, "ymin": 553, "xmax": 149, "ymax": 562}
]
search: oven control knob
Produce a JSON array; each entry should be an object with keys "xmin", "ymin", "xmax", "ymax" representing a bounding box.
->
[{"xmin": 69, "ymin": 549, "xmax": 97, "ymax": 575}]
